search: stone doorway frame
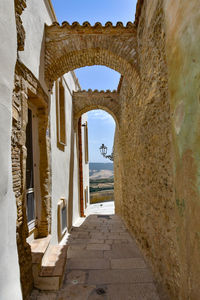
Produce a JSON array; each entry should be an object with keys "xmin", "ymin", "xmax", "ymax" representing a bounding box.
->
[{"xmin": 11, "ymin": 60, "xmax": 51, "ymax": 298}]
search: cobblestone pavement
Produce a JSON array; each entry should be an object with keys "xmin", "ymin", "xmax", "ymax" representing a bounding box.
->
[{"xmin": 30, "ymin": 202, "xmax": 162, "ymax": 300}]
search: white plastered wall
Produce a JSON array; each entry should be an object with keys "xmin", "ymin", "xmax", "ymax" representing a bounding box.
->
[
  {"xmin": 50, "ymin": 73, "xmax": 80, "ymax": 244},
  {"xmin": 72, "ymin": 130, "xmax": 80, "ymax": 225},
  {"xmin": 81, "ymin": 113, "xmax": 90, "ymax": 209},
  {"xmin": 19, "ymin": 0, "xmax": 55, "ymax": 92},
  {"xmin": 0, "ymin": 0, "xmax": 22, "ymax": 299}
]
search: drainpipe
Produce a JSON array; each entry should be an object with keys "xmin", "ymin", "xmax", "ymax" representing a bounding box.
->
[{"xmin": 78, "ymin": 117, "xmax": 84, "ymax": 217}]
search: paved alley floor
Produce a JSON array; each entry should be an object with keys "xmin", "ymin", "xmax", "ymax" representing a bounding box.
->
[{"xmin": 31, "ymin": 202, "xmax": 163, "ymax": 300}]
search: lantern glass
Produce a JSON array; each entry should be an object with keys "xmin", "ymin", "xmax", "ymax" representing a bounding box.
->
[{"xmin": 99, "ymin": 144, "xmax": 107, "ymax": 156}]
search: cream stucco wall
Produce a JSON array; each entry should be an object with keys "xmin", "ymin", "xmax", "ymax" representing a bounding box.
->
[
  {"xmin": 50, "ymin": 73, "xmax": 80, "ymax": 244},
  {"xmin": 0, "ymin": 1, "xmax": 22, "ymax": 299},
  {"xmin": 82, "ymin": 113, "xmax": 90, "ymax": 209},
  {"xmin": 164, "ymin": 1, "xmax": 200, "ymax": 298},
  {"xmin": 72, "ymin": 132, "xmax": 81, "ymax": 225}
]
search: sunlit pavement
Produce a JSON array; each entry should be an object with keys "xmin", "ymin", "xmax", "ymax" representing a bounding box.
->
[
  {"xmin": 85, "ymin": 201, "xmax": 115, "ymax": 216},
  {"xmin": 30, "ymin": 202, "xmax": 164, "ymax": 300}
]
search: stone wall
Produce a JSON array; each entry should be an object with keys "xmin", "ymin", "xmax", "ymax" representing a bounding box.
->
[
  {"xmin": 115, "ymin": 1, "xmax": 200, "ymax": 299},
  {"xmin": 14, "ymin": 0, "xmax": 26, "ymax": 51},
  {"xmin": 12, "ymin": 60, "xmax": 50, "ymax": 299},
  {"xmin": 164, "ymin": 1, "xmax": 200, "ymax": 299},
  {"xmin": 45, "ymin": 22, "xmax": 139, "ymax": 90},
  {"xmin": 73, "ymin": 90, "xmax": 121, "ymax": 126},
  {"xmin": 115, "ymin": 1, "xmax": 179, "ymax": 298},
  {"xmin": 12, "ymin": 65, "xmax": 33, "ymax": 299}
]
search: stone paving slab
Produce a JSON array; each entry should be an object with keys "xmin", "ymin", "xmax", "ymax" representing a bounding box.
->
[
  {"xmin": 90, "ymin": 233, "xmax": 108, "ymax": 240},
  {"xmin": 66, "ymin": 270, "xmax": 87, "ymax": 284},
  {"xmin": 57, "ymin": 284, "xmax": 96, "ymax": 300},
  {"xmin": 68, "ymin": 244, "xmax": 86, "ymax": 251},
  {"xmin": 86, "ymin": 243, "xmax": 111, "ymax": 251},
  {"xmin": 111, "ymin": 258, "xmax": 146, "ymax": 269},
  {"xmin": 68, "ymin": 258, "xmax": 110, "ymax": 270},
  {"xmin": 106, "ymin": 283, "xmax": 161, "ymax": 300},
  {"xmin": 30, "ymin": 202, "xmax": 164, "ymax": 300},
  {"xmin": 87, "ymin": 269, "xmax": 154, "ymax": 285},
  {"xmin": 67, "ymin": 248, "xmax": 104, "ymax": 259},
  {"xmin": 68, "ymin": 238, "xmax": 105, "ymax": 244},
  {"xmin": 87, "ymin": 239, "xmax": 105, "ymax": 244},
  {"xmin": 104, "ymin": 244, "xmax": 142, "ymax": 259}
]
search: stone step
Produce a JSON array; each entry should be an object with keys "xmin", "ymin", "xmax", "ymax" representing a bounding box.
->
[
  {"xmin": 34, "ymin": 245, "xmax": 68, "ymax": 291},
  {"xmin": 30, "ymin": 235, "xmax": 51, "ymax": 265}
]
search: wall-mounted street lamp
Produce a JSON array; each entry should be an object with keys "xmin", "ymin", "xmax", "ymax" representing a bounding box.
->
[{"xmin": 99, "ymin": 144, "xmax": 114, "ymax": 161}]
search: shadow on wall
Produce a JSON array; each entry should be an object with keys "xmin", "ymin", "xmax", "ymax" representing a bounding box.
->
[
  {"xmin": 39, "ymin": 29, "xmax": 47, "ymax": 90},
  {"xmin": 67, "ymin": 107, "xmax": 75, "ymax": 230}
]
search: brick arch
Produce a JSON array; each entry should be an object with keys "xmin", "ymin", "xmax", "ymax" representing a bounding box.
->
[
  {"xmin": 73, "ymin": 90, "xmax": 120, "ymax": 127},
  {"xmin": 45, "ymin": 22, "xmax": 139, "ymax": 89}
]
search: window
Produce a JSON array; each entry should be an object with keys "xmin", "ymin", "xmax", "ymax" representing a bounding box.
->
[
  {"xmin": 56, "ymin": 78, "xmax": 66, "ymax": 146},
  {"xmin": 84, "ymin": 121, "xmax": 89, "ymax": 164},
  {"xmin": 61, "ymin": 206, "xmax": 67, "ymax": 232},
  {"xmin": 26, "ymin": 109, "xmax": 35, "ymax": 224},
  {"xmin": 57, "ymin": 198, "xmax": 67, "ymax": 241},
  {"xmin": 25, "ymin": 106, "xmax": 40, "ymax": 231},
  {"xmin": 84, "ymin": 186, "xmax": 89, "ymax": 208}
]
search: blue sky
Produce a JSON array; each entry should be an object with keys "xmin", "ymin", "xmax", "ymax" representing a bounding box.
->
[
  {"xmin": 51, "ymin": 0, "xmax": 137, "ymax": 162},
  {"xmin": 51, "ymin": 0, "xmax": 136, "ymax": 25},
  {"xmin": 84, "ymin": 110, "xmax": 116, "ymax": 163}
]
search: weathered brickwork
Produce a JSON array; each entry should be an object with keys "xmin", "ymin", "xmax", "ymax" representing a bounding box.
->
[
  {"xmin": 73, "ymin": 90, "xmax": 121, "ymax": 126},
  {"xmin": 14, "ymin": 0, "xmax": 26, "ymax": 51},
  {"xmin": 12, "ymin": 62, "xmax": 33, "ymax": 300},
  {"xmin": 45, "ymin": 22, "xmax": 139, "ymax": 90},
  {"xmin": 37, "ymin": 107, "xmax": 51, "ymax": 237},
  {"xmin": 12, "ymin": 60, "xmax": 51, "ymax": 299}
]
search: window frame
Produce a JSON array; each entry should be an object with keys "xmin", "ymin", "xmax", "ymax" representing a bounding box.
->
[{"xmin": 56, "ymin": 78, "xmax": 67, "ymax": 146}]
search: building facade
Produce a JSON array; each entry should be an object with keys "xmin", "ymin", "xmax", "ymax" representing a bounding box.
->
[{"xmin": 0, "ymin": 1, "xmax": 89, "ymax": 299}]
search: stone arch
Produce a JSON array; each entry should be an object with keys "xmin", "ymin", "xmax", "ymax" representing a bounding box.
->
[
  {"xmin": 73, "ymin": 90, "xmax": 120, "ymax": 127},
  {"xmin": 45, "ymin": 22, "xmax": 140, "ymax": 90}
]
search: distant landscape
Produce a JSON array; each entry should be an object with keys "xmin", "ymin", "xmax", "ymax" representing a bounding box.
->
[
  {"xmin": 89, "ymin": 162, "xmax": 114, "ymax": 179},
  {"xmin": 89, "ymin": 163, "xmax": 114, "ymax": 204}
]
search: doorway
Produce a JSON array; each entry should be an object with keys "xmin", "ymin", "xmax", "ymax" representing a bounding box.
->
[{"xmin": 25, "ymin": 105, "xmax": 40, "ymax": 232}]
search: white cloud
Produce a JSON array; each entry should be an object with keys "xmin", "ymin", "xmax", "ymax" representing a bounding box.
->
[{"xmin": 87, "ymin": 110, "xmax": 114, "ymax": 123}]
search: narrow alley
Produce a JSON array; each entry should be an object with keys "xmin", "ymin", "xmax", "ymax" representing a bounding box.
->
[
  {"xmin": 1, "ymin": 1, "xmax": 200, "ymax": 299},
  {"xmin": 30, "ymin": 202, "xmax": 164, "ymax": 300}
]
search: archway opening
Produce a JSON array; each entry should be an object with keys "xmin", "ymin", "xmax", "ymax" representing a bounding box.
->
[
  {"xmin": 82, "ymin": 109, "xmax": 116, "ymax": 211},
  {"xmin": 73, "ymin": 66, "xmax": 120, "ymax": 216},
  {"xmin": 75, "ymin": 66, "xmax": 121, "ymax": 91}
]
